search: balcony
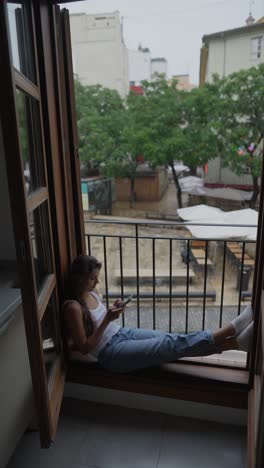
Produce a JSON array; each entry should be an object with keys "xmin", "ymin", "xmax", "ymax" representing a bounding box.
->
[{"xmin": 84, "ymin": 218, "xmax": 256, "ymax": 369}]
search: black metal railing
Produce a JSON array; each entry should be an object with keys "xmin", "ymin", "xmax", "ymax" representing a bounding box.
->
[{"xmin": 84, "ymin": 219, "xmax": 256, "ymax": 336}]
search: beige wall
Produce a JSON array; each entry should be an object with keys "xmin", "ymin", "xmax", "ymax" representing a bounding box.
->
[
  {"xmin": 115, "ymin": 169, "xmax": 168, "ymax": 202},
  {"xmin": 170, "ymin": 75, "xmax": 197, "ymax": 91}
]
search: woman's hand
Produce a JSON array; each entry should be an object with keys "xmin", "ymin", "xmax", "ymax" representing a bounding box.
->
[
  {"xmin": 106, "ymin": 301, "xmax": 125, "ymax": 322},
  {"xmin": 113, "ymin": 298, "xmax": 125, "ymax": 309}
]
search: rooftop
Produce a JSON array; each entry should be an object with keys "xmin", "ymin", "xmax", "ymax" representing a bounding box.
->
[
  {"xmin": 172, "ymin": 74, "xmax": 190, "ymax": 78},
  {"xmin": 70, "ymin": 11, "xmax": 119, "ymax": 18},
  {"xmin": 203, "ymin": 18, "xmax": 264, "ymax": 43},
  {"xmin": 151, "ymin": 57, "xmax": 167, "ymax": 62}
]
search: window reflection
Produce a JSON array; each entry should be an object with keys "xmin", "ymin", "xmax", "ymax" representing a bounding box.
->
[
  {"xmin": 41, "ymin": 291, "xmax": 61, "ymax": 379},
  {"xmin": 16, "ymin": 90, "xmax": 46, "ymax": 193},
  {"xmin": 30, "ymin": 202, "xmax": 53, "ymax": 292},
  {"xmin": 7, "ymin": 2, "xmax": 36, "ymax": 82}
]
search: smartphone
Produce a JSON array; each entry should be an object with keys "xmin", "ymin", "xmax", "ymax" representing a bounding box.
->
[
  {"xmin": 122, "ymin": 294, "xmax": 133, "ymax": 306},
  {"xmin": 112, "ymin": 295, "xmax": 133, "ymax": 312}
]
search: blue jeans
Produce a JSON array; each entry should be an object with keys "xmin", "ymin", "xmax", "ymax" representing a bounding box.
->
[{"xmin": 98, "ymin": 327, "xmax": 221, "ymax": 373}]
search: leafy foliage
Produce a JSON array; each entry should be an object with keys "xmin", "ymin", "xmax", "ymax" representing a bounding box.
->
[
  {"xmin": 127, "ymin": 77, "xmax": 217, "ymax": 207},
  {"xmin": 210, "ymin": 65, "xmax": 264, "ymax": 177},
  {"xmin": 74, "ymin": 65, "xmax": 264, "ymax": 208},
  {"xmin": 208, "ymin": 65, "xmax": 264, "ymax": 204},
  {"xmin": 75, "ymin": 81, "xmax": 125, "ymax": 175},
  {"xmin": 75, "ymin": 80, "xmax": 150, "ymax": 205}
]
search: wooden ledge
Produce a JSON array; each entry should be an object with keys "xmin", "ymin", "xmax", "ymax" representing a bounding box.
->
[{"xmin": 66, "ymin": 361, "xmax": 249, "ymax": 409}]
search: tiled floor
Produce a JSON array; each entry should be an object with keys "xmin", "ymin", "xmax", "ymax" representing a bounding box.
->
[{"xmin": 7, "ymin": 398, "xmax": 247, "ymax": 468}]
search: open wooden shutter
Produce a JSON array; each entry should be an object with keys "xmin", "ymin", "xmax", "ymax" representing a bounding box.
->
[
  {"xmin": 60, "ymin": 6, "xmax": 86, "ymax": 255},
  {"xmin": 248, "ymin": 297, "xmax": 264, "ymax": 467},
  {"xmin": 0, "ymin": 0, "xmax": 67, "ymax": 447},
  {"xmin": 248, "ymin": 152, "xmax": 264, "ymax": 467},
  {"xmin": 52, "ymin": 4, "xmax": 85, "ymax": 257}
]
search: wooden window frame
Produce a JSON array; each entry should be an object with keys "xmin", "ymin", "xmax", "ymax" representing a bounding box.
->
[
  {"xmin": 0, "ymin": 0, "xmax": 70, "ymax": 447},
  {"xmin": 5, "ymin": 1, "xmax": 264, "ymax": 453}
]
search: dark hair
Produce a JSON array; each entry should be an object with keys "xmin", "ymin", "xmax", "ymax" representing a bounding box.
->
[{"xmin": 68, "ymin": 255, "xmax": 102, "ymax": 336}]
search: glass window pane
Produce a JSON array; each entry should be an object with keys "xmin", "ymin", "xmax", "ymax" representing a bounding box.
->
[
  {"xmin": 41, "ymin": 291, "xmax": 61, "ymax": 380},
  {"xmin": 30, "ymin": 202, "xmax": 53, "ymax": 292},
  {"xmin": 16, "ymin": 89, "xmax": 46, "ymax": 193},
  {"xmin": 7, "ymin": 2, "xmax": 36, "ymax": 82}
]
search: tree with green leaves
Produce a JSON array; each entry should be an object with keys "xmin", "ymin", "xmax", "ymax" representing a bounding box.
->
[
  {"xmin": 129, "ymin": 77, "xmax": 218, "ymax": 208},
  {"xmin": 209, "ymin": 64, "xmax": 264, "ymax": 206},
  {"xmin": 75, "ymin": 80, "xmax": 151, "ymax": 207},
  {"xmin": 74, "ymin": 81, "xmax": 125, "ymax": 176},
  {"xmin": 103, "ymin": 105, "xmax": 149, "ymax": 207},
  {"xmin": 75, "ymin": 66, "xmax": 264, "ymax": 211}
]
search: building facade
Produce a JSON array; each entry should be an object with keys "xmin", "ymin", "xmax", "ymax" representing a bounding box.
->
[
  {"xmin": 70, "ymin": 11, "xmax": 129, "ymax": 98},
  {"xmin": 199, "ymin": 17, "xmax": 264, "ymax": 187},
  {"xmin": 128, "ymin": 46, "xmax": 169, "ymax": 90},
  {"xmin": 151, "ymin": 57, "xmax": 168, "ymax": 78},
  {"xmin": 128, "ymin": 45, "xmax": 151, "ymax": 87},
  {"xmin": 169, "ymin": 74, "xmax": 197, "ymax": 91}
]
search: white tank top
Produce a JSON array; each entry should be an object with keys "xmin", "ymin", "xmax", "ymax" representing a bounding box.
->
[{"xmin": 86, "ymin": 291, "xmax": 121, "ymax": 358}]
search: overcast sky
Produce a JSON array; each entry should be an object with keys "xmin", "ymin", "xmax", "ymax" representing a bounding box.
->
[{"xmin": 62, "ymin": 0, "xmax": 264, "ymax": 84}]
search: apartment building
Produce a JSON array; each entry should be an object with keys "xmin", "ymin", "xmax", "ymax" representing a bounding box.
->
[
  {"xmin": 169, "ymin": 74, "xmax": 197, "ymax": 91},
  {"xmin": 200, "ymin": 17, "xmax": 264, "ymax": 187},
  {"xmin": 200, "ymin": 17, "xmax": 264, "ymax": 85},
  {"xmin": 128, "ymin": 45, "xmax": 151, "ymax": 86},
  {"xmin": 128, "ymin": 45, "xmax": 169, "ymax": 92},
  {"xmin": 69, "ymin": 11, "xmax": 129, "ymax": 98},
  {"xmin": 151, "ymin": 56, "xmax": 168, "ymax": 78}
]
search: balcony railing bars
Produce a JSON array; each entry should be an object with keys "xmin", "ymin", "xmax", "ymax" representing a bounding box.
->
[{"xmin": 84, "ymin": 219, "xmax": 256, "ymax": 336}]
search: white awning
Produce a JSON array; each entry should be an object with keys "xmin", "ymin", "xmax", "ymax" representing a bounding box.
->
[{"xmin": 177, "ymin": 205, "xmax": 258, "ymax": 240}]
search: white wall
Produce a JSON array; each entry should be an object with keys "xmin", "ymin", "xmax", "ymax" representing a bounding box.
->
[
  {"xmin": 206, "ymin": 157, "xmax": 253, "ymax": 185},
  {"xmin": 0, "ymin": 305, "xmax": 33, "ymax": 468},
  {"xmin": 206, "ymin": 29, "xmax": 264, "ymax": 82},
  {"xmin": 151, "ymin": 60, "xmax": 168, "ymax": 78},
  {"xmin": 128, "ymin": 49, "xmax": 151, "ymax": 84},
  {"xmin": 70, "ymin": 12, "xmax": 129, "ymax": 98}
]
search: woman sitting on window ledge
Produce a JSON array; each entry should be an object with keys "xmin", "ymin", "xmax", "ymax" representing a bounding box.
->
[{"xmin": 63, "ymin": 255, "xmax": 254, "ymax": 373}]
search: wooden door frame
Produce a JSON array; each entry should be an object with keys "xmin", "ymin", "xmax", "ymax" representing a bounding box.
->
[
  {"xmin": 247, "ymin": 143, "xmax": 264, "ymax": 466},
  {"xmin": 60, "ymin": 7, "xmax": 85, "ymax": 255},
  {"xmin": 51, "ymin": 3, "xmax": 78, "ymax": 263},
  {"xmin": 0, "ymin": 0, "xmax": 85, "ymax": 446},
  {"xmin": 0, "ymin": 0, "xmax": 56, "ymax": 446},
  {"xmin": 34, "ymin": 1, "xmax": 85, "ymax": 299},
  {"xmin": 34, "ymin": 1, "xmax": 72, "ymax": 300}
]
